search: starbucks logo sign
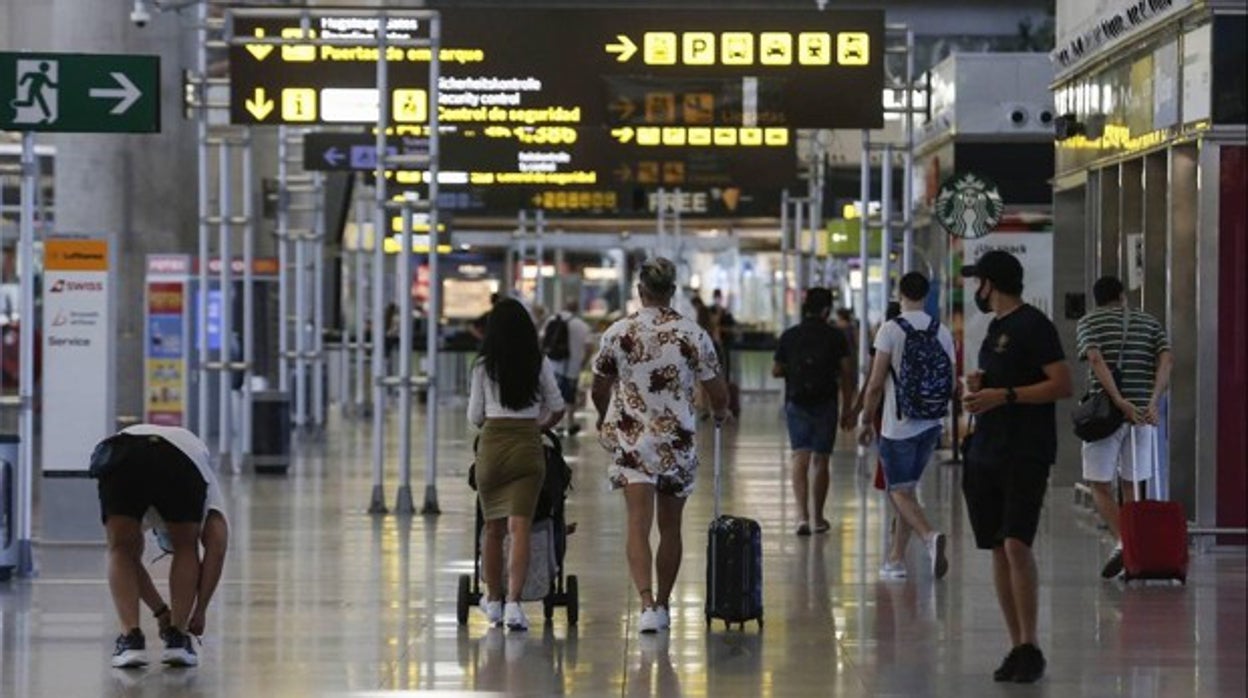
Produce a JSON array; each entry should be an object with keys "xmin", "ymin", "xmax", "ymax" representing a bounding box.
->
[{"xmin": 935, "ymin": 172, "xmax": 1005, "ymax": 240}]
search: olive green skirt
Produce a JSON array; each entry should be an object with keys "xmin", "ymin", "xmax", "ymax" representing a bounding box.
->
[{"xmin": 475, "ymin": 419, "xmax": 545, "ymax": 520}]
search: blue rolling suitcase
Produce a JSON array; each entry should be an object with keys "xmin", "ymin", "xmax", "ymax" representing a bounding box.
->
[{"xmin": 705, "ymin": 423, "xmax": 763, "ymax": 631}]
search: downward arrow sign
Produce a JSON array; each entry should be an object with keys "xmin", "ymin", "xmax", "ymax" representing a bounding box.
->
[
  {"xmin": 245, "ymin": 87, "xmax": 275, "ymax": 121},
  {"xmin": 89, "ymin": 72, "xmax": 142, "ymax": 115}
]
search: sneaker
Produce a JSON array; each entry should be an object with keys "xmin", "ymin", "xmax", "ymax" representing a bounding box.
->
[
  {"xmin": 993, "ymin": 646, "xmax": 1021, "ymax": 682},
  {"xmin": 161, "ymin": 628, "xmax": 199, "ymax": 667},
  {"xmin": 878, "ymin": 560, "xmax": 907, "ymax": 580},
  {"xmin": 1011, "ymin": 643, "xmax": 1046, "ymax": 684},
  {"xmin": 656, "ymin": 605, "xmax": 671, "ymax": 630},
  {"xmin": 504, "ymin": 601, "xmax": 529, "ymax": 632},
  {"xmin": 814, "ymin": 519, "xmax": 832, "ymax": 534},
  {"xmin": 795, "ymin": 522, "xmax": 812, "ymax": 536},
  {"xmin": 638, "ymin": 606, "xmax": 663, "ymax": 634},
  {"xmin": 1101, "ymin": 546, "xmax": 1125, "ymax": 579},
  {"xmin": 479, "ymin": 597, "xmax": 503, "ymax": 627},
  {"xmin": 927, "ymin": 532, "xmax": 948, "ymax": 580},
  {"xmin": 110, "ymin": 628, "xmax": 147, "ymax": 669}
]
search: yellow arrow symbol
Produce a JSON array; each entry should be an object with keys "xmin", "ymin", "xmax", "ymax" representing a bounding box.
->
[
  {"xmin": 605, "ymin": 35, "xmax": 638, "ymax": 63},
  {"xmin": 245, "ymin": 87, "xmax": 275, "ymax": 121},
  {"xmin": 245, "ymin": 28, "xmax": 274, "ymax": 62},
  {"xmin": 611, "ymin": 126, "xmax": 635, "ymax": 144}
]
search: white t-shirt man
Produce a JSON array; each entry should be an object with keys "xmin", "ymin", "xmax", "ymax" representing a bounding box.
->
[
  {"xmin": 872, "ymin": 311, "xmax": 956, "ymax": 441},
  {"xmin": 122, "ymin": 424, "xmax": 227, "ymax": 533}
]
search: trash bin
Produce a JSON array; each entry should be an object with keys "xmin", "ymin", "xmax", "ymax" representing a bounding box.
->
[
  {"xmin": 0, "ymin": 434, "xmax": 17, "ymax": 581},
  {"xmin": 251, "ymin": 391, "xmax": 291, "ymax": 475}
]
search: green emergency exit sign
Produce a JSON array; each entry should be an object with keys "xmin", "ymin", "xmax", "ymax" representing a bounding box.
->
[{"xmin": 0, "ymin": 52, "xmax": 160, "ymax": 133}]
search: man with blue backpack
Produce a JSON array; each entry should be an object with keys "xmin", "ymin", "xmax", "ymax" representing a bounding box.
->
[{"xmin": 857, "ymin": 272, "xmax": 956, "ymax": 580}]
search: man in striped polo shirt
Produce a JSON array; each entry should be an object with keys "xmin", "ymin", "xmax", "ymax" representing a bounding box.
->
[{"xmin": 1075, "ymin": 276, "xmax": 1173, "ymax": 579}]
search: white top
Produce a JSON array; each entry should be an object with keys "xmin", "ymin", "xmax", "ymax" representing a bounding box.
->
[
  {"xmin": 872, "ymin": 311, "xmax": 956, "ymax": 441},
  {"xmin": 546, "ymin": 311, "xmax": 593, "ymax": 379},
  {"xmin": 121, "ymin": 424, "xmax": 227, "ymax": 528},
  {"xmin": 468, "ymin": 357, "xmax": 566, "ymax": 427}
]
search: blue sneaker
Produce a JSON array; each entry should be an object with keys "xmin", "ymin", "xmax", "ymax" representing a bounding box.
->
[
  {"xmin": 161, "ymin": 628, "xmax": 199, "ymax": 667},
  {"xmin": 110, "ymin": 628, "xmax": 147, "ymax": 668}
]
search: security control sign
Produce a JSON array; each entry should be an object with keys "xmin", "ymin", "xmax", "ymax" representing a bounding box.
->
[
  {"xmin": 0, "ymin": 52, "xmax": 160, "ymax": 133},
  {"xmin": 229, "ymin": 8, "xmax": 883, "ymax": 128}
]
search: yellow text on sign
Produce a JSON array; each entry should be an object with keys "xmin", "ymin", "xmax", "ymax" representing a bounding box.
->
[
  {"xmin": 683, "ymin": 33, "xmax": 716, "ymax": 65},
  {"xmin": 280, "ymin": 27, "xmax": 317, "ymax": 62},
  {"xmin": 393, "ymin": 89, "xmax": 427, "ymax": 123},
  {"xmin": 281, "ymin": 88, "xmax": 317, "ymax": 122},
  {"xmin": 837, "ymin": 32, "xmax": 870, "ymax": 65}
]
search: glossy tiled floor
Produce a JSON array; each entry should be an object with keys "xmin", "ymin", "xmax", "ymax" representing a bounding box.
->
[{"xmin": 2, "ymin": 395, "xmax": 1245, "ymax": 697}]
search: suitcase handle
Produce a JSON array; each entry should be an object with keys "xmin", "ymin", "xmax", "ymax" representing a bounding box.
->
[
  {"xmin": 1129, "ymin": 425, "xmax": 1161, "ymax": 501},
  {"xmin": 713, "ymin": 421, "xmax": 723, "ymax": 520}
]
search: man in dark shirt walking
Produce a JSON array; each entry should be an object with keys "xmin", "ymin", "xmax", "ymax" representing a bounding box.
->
[
  {"xmin": 772, "ymin": 287, "xmax": 856, "ymax": 535},
  {"xmin": 960, "ymin": 250, "xmax": 1072, "ymax": 684}
]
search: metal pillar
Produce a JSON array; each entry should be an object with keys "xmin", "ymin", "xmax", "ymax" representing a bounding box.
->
[
  {"xmin": 15, "ymin": 132, "xmax": 36, "ymax": 576},
  {"xmin": 312, "ymin": 171, "xmax": 326, "ymax": 428},
  {"xmin": 394, "ymin": 196, "xmax": 416, "ymax": 516},
  {"xmin": 858, "ymin": 131, "xmax": 872, "ymax": 382},
  {"xmin": 276, "ymin": 126, "xmax": 290, "ymax": 403},
  {"xmin": 517, "ymin": 210, "xmax": 529, "ymax": 299},
  {"xmin": 368, "ymin": 18, "xmax": 391, "ymax": 515},
  {"xmin": 241, "ymin": 129, "xmax": 255, "ymax": 459},
  {"xmin": 534, "ymin": 208, "xmax": 545, "ymax": 308},
  {"xmin": 902, "ymin": 29, "xmax": 916, "ymax": 273},
  {"xmin": 196, "ymin": 0, "xmax": 211, "ymax": 441},
  {"xmin": 780, "ymin": 189, "xmax": 790, "ymax": 330},
  {"xmin": 881, "ymin": 144, "xmax": 893, "ymax": 305},
  {"xmin": 354, "ymin": 174, "xmax": 370, "ymax": 417},
  {"xmin": 217, "ymin": 139, "xmax": 233, "ymax": 465},
  {"xmin": 422, "ymin": 13, "xmax": 443, "ymax": 516}
]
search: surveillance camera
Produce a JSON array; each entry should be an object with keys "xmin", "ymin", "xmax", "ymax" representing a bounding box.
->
[
  {"xmin": 1007, "ymin": 106, "xmax": 1029, "ymax": 126},
  {"xmin": 1039, "ymin": 110, "xmax": 1054, "ymax": 125},
  {"xmin": 130, "ymin": 1, "xmax": 151, "ymax": 27}
]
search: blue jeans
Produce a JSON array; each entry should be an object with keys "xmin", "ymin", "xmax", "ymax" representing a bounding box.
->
[
  {"xmin": 878, "ymin": 426, "xmax": 941, "ymax": 490},
  {"xmin": 784, "ymin": 401, "xmax": 837, "ymax": 455}
]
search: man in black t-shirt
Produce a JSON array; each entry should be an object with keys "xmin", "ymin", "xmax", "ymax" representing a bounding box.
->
[
  {"xmin": 772, "ymin": 288, "xmax": 856, "ymax": 535},
  {"xmin": 960, "ymin": 250, "xmax": 1072, "ymax": 684}
]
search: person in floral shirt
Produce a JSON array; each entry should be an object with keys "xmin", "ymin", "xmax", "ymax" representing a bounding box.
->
[{"xmin": 591, "ymin": 257, "xmax": 729, "ymax": 634}]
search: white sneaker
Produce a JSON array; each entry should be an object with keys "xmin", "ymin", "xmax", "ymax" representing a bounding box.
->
[
  {"xmin": 479, "ymin": 597, "xmax": 503, "ymax": 627},
  {"xmin": 504, "ymin": 602, "xmax": 529, "ymax": 632},
  {"xmin": 927, "ymin": 532, "xmax": 948, "ymax": 580},
  {"xmin": 879, "ymin": 560, "xmax": 907, "ymax": 580},
  {"xmin": 638, "ymin": 606, "xmax": 663, "ymax": 634},
  {"xmin": 656, "ymin": 605, "xmax": 671, "ymax": 630}
]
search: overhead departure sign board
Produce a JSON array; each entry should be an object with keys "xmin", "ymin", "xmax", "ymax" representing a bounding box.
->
[{"xmin": 228, "ymin": 8, "xmax": 883, "ymax": 128}]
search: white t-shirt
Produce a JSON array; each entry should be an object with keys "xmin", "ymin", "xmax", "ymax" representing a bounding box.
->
[
  {"xmin": 468, "ymin": 357, "xmax": 566, "ymax": 427},
  {"xmin": 872, "ymin": 311, "xmax": 956, "ymax": 441},
  {"xmin": 545, "ymin": 311, "xmax": 592, "ymax": 379},
  {"xmin": 122, "ymin": 424, "xmax": 227, "ymax": 528}
]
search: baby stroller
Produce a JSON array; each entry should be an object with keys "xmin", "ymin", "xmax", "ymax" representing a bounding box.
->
[{"xmin": 457, "ymin": 430, "xmax": 579, "ymax": 625}]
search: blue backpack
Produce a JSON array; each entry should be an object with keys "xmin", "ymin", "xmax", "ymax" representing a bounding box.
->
[{"xmin": 891, "ymin": 317, "xmax": 953, "ymax": 420}]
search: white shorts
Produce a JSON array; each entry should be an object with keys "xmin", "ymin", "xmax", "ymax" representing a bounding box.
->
[{"xmin": 1081, "ymin": 423, "xmax": 1157, "ymax": 483}]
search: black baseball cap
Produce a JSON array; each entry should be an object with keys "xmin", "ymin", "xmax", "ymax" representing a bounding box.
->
[{"xmin": 961, "ymin": 249, "xmax": 1024, "ymax": 294}]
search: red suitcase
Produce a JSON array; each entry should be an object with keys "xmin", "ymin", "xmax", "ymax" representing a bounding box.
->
[{"xmin": 1120, "ymin": 428, "xmax": 1188, "ymax": 583}]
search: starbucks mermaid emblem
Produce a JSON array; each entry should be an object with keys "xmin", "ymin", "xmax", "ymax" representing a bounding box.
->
[{"xmin": 935, "ymin": 172, "xmax": 1005, "ymax": 240}]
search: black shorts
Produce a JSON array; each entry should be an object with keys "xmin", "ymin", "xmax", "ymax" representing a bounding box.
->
[
  {"xmin": 97, "ymin": 434, "xmax": 207, "ymax": 525},
  {"xmin": 961, "ymin": 458, "xmax": 1050, "ymax": 549}
]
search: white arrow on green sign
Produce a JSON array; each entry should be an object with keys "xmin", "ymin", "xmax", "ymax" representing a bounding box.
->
[{"xmin": 0, "ymin": 52, "xmax": 160, "ymax": 133}]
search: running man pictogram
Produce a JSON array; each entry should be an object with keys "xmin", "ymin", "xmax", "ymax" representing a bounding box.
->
[{"xmin": 10, "ymin": 59, "xmax": 59, "ymax": 124}]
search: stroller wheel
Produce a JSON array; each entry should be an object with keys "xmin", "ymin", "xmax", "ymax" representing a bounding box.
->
[
  {"xmin": 566, "ymin": 575, "xmax": 579, "ymax": 625},
  {"xmin": 456, "ymin": 574, "xmax": 471, "ymax": 625}
]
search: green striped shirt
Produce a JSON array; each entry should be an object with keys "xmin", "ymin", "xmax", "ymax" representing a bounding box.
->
[{"xmin": 1075, "ymin": 306, "xmax": 1170, "ymax": 407}]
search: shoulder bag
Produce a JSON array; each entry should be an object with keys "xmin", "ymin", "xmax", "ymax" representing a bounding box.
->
[{"xmin": 1071, "ymin": 308, "xmax": 1130, "ymax": 442}]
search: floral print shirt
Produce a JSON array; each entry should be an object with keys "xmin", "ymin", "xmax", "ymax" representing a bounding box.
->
[{"xmin": 593, "ymin": 306, "xmax": 721, "ymax": 496}]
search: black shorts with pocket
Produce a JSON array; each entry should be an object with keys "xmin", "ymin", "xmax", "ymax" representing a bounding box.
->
[
  {"xmin": 97, "ymin": 434, "xmax": 207, "ymax": 525},
  {"xmin": 961, "ymin": 458, "xmax": 1050, "ymax": 549}
]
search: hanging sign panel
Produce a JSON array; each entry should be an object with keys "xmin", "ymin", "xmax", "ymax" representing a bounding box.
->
[{"xmin": 228, "ymin": 8, "xmax": 884, "ymax": 128}]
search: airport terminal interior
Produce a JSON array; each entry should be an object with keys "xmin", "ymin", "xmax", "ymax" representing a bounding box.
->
[{"xmin": 1, "ymin": 1, "xmax": 1246, "ymax": 696}]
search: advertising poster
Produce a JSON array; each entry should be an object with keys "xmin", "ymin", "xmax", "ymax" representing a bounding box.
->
[
  {"xmin": 145, "ymin": 279, "xmax": 187, "ymax": 426},
  {"xmin": 42, "ymin": 238, "xmax": 113, "ymax": 472}
]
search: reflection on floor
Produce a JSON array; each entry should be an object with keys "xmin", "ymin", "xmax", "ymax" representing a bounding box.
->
[{"xmin": 1, "ymin": 396, "xmax": 1244, "ymax": 697}]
